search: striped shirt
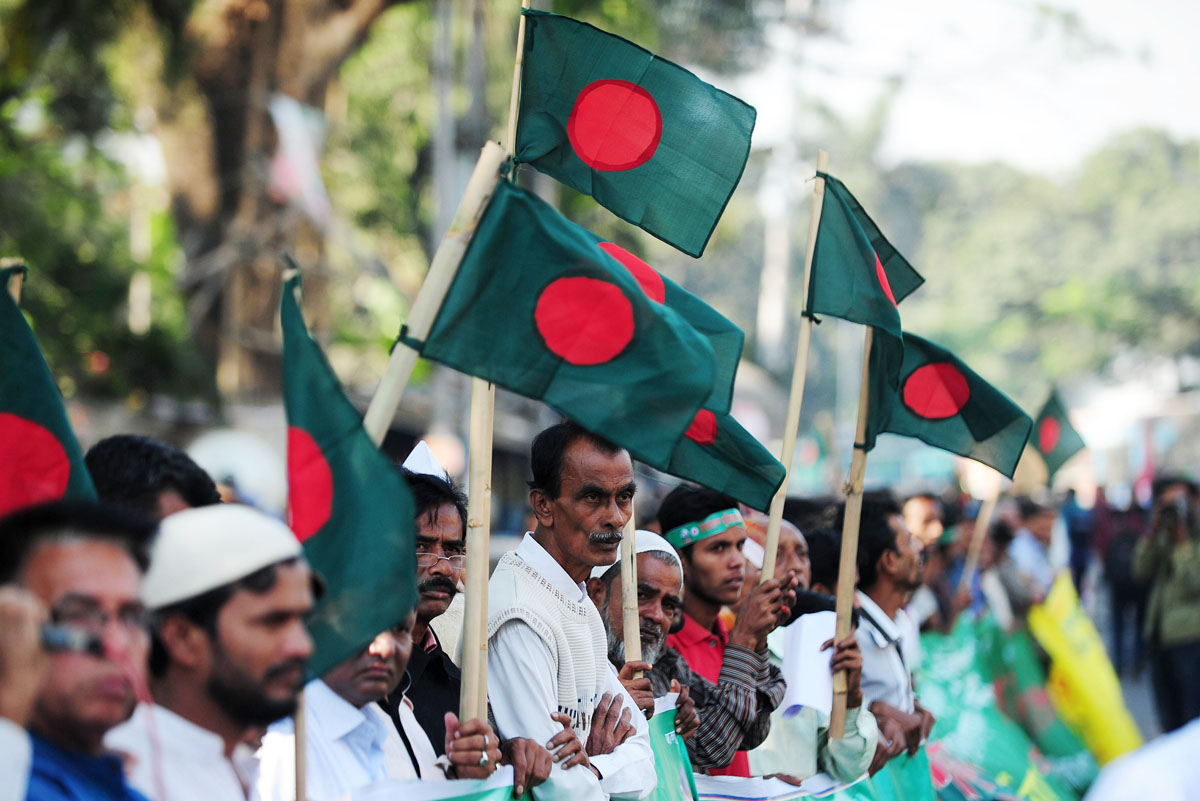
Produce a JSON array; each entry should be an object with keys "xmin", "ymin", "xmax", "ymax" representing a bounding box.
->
[{"xmin": 654, "ymin": 615, "xmax": 786, "ymax": 774}]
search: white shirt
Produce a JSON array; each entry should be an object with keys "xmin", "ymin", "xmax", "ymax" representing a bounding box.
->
[
  {"xmin": 1009, "ymin": 529, "xmax": 1055, "ymax": 595},
  {"xmin": 106, "ymin": 703, "xmax": 261, "ymax": 801},
  {"xmin": 854, "ymin": 591, "xmax": 915, "ymax": 713},
  {"xmin": 1084, "ymin": 718, "xmax": 1200, "ymax": 801},
  {"xmin": 256, "ymin": 679, "xmax": 443, "ymax": 801},
  {"xmin": 488, "ymin": 534, "xmax": 656, "ymax": 801},
  {"xmin": 0, "ymin": 718, "xmax": 30, "ymax": 801}
]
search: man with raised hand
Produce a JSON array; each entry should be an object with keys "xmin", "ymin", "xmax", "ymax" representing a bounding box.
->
[
  {"xmin": 0, "ymin": 500, "xmax": 155, "ymax": 801},
  {"xmin": 657, "ymin": 486, "xmax": 795, "ymax": 776},
  {"xmin": 585, "ymin": 531, "xmax": 699, "ymax": 736},
  {"xmin": 106, "ymin": 504, "xmax": 317, "ymax": 801},
  {"xmin": 487, "ymin": 421, "xmax": 656, "ymax": 801}
]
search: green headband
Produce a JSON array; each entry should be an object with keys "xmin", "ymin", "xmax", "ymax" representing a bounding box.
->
[{"xmin": 665, "ymin": 507, "xmax": 745, "ymax": 549}]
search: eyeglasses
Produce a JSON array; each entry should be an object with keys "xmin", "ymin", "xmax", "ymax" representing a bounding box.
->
[
  {"xmin": 415, "ymin": 552, "xmax": 467, "ymax": 569},
  {"xmin": 50, "ymin": 599, "xmax": 149, "ymax": 640}
]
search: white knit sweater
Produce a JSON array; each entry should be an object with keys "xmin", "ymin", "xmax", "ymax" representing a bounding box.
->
[{"xmin": 487, "ymin": 551, "xmax": 609, "ymax": 735}]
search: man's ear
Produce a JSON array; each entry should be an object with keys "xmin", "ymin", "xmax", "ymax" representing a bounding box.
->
[
  {"xmin": 157, "ymin": 615, "xmax": 212, "ymax": 672},
  {"xmin": 585, "ymin": 578, "xmax": 606, "ymax": 612},
  {"xmin": 529, "ymin": 488, "xmax": 555, "ymax": 528},
  {"xmin": 878, "ymin": 549, "xmax": 899, "ymax": 581}
]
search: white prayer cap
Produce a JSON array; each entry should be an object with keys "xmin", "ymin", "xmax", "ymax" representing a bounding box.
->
[
  {"xmin": 142, "ymin": 504, "xmax": 303, "ymax": 609},
  {"xmin": 402, "ymin": 440, "xmax": 450, "ymax": 481},
  {"xmin": 589, "ymin": 530, "xmax": 682, "ymax": 581}
]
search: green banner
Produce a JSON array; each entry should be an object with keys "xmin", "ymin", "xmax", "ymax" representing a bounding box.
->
[{"xmin": 650, "ymin": 706, "xmax": 700, "ymax": 801}]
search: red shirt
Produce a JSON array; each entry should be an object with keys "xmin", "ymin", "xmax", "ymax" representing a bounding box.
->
[{"xmin": 666, "ymin": 613, "xmax": 752, "ymax": 777}]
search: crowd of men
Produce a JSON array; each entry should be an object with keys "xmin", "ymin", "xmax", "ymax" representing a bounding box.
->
[{"xmin": 2, "ymin": 422, "xmax": 1198, "ymax": 801}]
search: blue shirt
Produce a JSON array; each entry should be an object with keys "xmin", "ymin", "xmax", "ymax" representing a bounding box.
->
[{"xmin": 26, "ymin": 732, "xmax": 147, "ymax": 801}]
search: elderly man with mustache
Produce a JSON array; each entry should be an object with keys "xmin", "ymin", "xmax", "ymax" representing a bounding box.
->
[{"xmin": 487, "ymin": 421, "xmax": 657, "ymax": 801}]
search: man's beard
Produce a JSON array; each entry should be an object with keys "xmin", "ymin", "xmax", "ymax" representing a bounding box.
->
[
  {"xmin": 206, "ymin": 643, "xmax": 306, "ymax": 728},
  {"xmin": 601, "ymin": 597, "xmax": 665, "ymax": 667}
]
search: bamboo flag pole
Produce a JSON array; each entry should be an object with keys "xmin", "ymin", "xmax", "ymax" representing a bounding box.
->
[
  {"xmin": 957, "ymin": 490, "xmax": 1000, "ymax": 595},
  {"xmin": 361, "ymin": 141, "xmax": 507, "ymax": 445},
  {"xmin": 829, "ymin": 325, "xmax": 874, "ymax": 739},
  {"xmin": 457, "ymin": 0, "xmax": 534, "ymax": 721},
  {"xmin": 760, "ymin": 151, "xmax": 829, "ymax": 583},
  {"xmin": 460, "ymin": 376, "xmax": 495, "ymax": 721},
  {"xmin": 620, "ymin": 508, "xmax": 641, "ymax": 669},
  {"xmin": 294, "ymin": 691, "xmax": 307, "ymax": 801}
]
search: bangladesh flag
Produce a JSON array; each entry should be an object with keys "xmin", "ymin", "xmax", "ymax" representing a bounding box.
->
[
  {"xmin": 515, "ymin": 10, "xmax": 756, "ymax": 258},
  {"xmin": 281, "ymin": 273, "xmax": 417, "ymax": 677},
  {"xmin": 807, "ymin": 172, "xmax": 924, "ymax": 338},
  {"xmin": 865, "ymin": 333, "xmax": 1032, "ymax": 478},
  {"xmin": 661, "ymin": 409, "xmax": 784, "ymax": 512},
  {"xmin": 580, "ymin": 239, "xmax": 743, "ymax": 415},
  {"xmin": 1032, "ymin": 390, "xmax": 1085, "ymax": 478},
  {"xmin": 413, "ymin": 180, "xmax": 718, "ymax": 469},
  {"xmin": 0, "ymin": 266, "xmax": 96, "ymax": 516}
]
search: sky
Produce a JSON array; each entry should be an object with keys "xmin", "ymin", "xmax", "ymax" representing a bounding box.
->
[{"xmin": 741, "ymin": 0, "xmax": 1200, "ymax": 173}]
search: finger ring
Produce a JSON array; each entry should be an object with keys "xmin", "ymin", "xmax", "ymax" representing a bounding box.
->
[{"xmin": 478, "ymin": 752, "xmax": 490, "ymax": 767}]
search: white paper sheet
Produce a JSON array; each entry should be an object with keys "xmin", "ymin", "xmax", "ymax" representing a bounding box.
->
[{"xmin": 779, "ymin": 611, "xmax": 836, "ymax": 719}]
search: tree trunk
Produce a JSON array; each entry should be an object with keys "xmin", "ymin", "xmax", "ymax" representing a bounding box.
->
[{"xmin": 153, "ymin": 0, "xmax": 403, "ymax": 402}]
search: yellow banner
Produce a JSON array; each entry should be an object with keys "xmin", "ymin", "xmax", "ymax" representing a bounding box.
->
[{"xmin": 1027, "ymin": 574, "xmax": 1143, "ymax": 764}]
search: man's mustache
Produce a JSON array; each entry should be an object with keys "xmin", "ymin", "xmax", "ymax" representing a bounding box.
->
[
  {"xmin": 588, "ymin": 530, "xmax": 622, "ymax": 545},
  {"xmin": 418, "ymin": 577, "xmax": 458, "ymax": 596}
]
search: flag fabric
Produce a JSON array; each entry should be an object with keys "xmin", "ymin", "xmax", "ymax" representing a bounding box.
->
[
  {"xmin": 515, "ymin": 10, "xmax": 757, "ymax": 258},
  {"xmin": 661, "ymin": 409, "xmax": 784, "ymax": 512},
  {"xmin": 281, "ymin": 273, "xmax": 417, "ymax": 677},
  {"xmin": 648, "ymin": 698, "xmax": 699, "ymax": 801},
  {"xmin": 865, "ymin": 333, "xmax": 1032, "ymax": 478},
  {"xmin": 411, "ymin": 179, "xmax": 718, "ymax": 469},
  {"xmin": 806, "ymin": 173, "xmax": 924, "ymax": 336},
  {"xmin": 806, "ymin": 173, "xmax": 924, "ymax": 391},
  {"xmin": 578, "ymin": 238, "xmax": 743, "ymax": 414},
  {"xmin": 0, "ymin": 266, "xmax": 96, "ymax": 516},
  {"xmin": 1031, "ymin": 390, "xmax": 1085, "ymax": 478}
]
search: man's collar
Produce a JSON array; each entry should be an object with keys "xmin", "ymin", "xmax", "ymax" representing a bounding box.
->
[
  {"xmin": 308, "ymin": 678, "xmax": 373, "ymax": 741},
  {"xmin": 673, "ymin": 612, "xmax": 729, "ymax": 647},
  {"xmin": 515, "ymin": 532, "xmax": 588, "ymax": 602},
  {"xmin": 855, "ymin": 589, "xmax": 901, "ymax": 647}
]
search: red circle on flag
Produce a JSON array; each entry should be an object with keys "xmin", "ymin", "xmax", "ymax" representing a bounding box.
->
[
  {"xmin": 1038, "ymin": 417, "xmax": 1061, "ymax": 453},
  {"xmin": 287, "ymin": 426, "xmax": 333, "ymax": 543},
  {"xmin": 902, "ymin": 363, "xmax": 971, "ymax": 419},
  {"xmin": 0, "ymin": 413, "xmax": 71, "ymax": 517},
  {"xmin": 535, "ymin": 277, "xmax": 635, "ymax": 365},
  {"xmin": 875, "ymin": 254, "xmax": 897, "ymax": 306},
  {"xmin": 598, "ymin": 242, "xmax": 665, "ymax": 303},
  {"xmin": 685, "ymin": 410, "xmax": 718, "ymax": 446},
  {"xmin": 568, "ymin": 80, "xmax": 663, "ymax": 172}
]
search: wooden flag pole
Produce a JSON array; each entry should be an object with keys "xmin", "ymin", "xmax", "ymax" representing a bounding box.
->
[
  {"xmin": 294, "ymin": 690, "xmax": 307, "ymax": 801},
  {"xmin": 957, "ymin": 490, "xmax": 1000, "ymax": 595},
  {"xmin": 504, "ymin": 0, "xmax": 532, "ymax": 157},
  {"xmin": 829, "ymin": 325, "xmax": 873, "ymax": 739},
  {"xmin": 460, "ymin": 377, "xmax": 495, "ymax": 722},
  {"xmin": 456, "ymin": 0, "xmax": 534, "ymax": 721},
  {"xmin": 620, "ymin": 509, "xmax": 642, "ymax": 671},
  {"xmin": 760, "ymin": 151, "xmax": 829, "ymax": 583},
  {"xmin": 362, "ymin": 141, "xmax": 508, "ymax": 445}
]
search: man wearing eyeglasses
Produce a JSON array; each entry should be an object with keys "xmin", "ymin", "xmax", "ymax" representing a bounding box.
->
[
  {"xmin": 0, "ymin": 499, "xmax": 156, "ymax": 801},
  {"xmin": 387, "ymin": 459, "xmax": 564, "ymax": 799}
]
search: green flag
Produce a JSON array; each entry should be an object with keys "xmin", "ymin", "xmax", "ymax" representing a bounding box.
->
[
  {"xmin": 412, "ymin": 180, "xmax": 718, "ymax": 468},
  {"xmin": 1031, "ymin": 390, "xmax": 1085, "ymax": 478},
  {"xmin": 0, "ymin": 266, "xmax": 96, "ymax": 516},
  {"xmin": 281, "ymin": 273, "xmax": 417, "ymax": 677},
  {"xmin": 515, "ymin": 10, "xmax": 756, "ymax": 258},
  {"xmin": 865, "ymin": 333, "xmax": 1032, "ymax": 478},
  {"xmin": 661, "ymin": 409, "xmax": 784, "ymax": 512},
  {"xmin": 807, "ymin": 172, "xmax": 924, "ymax": 391},
  {"xmin": 580, "ymin": 238, "xmax": 743, "ymax": 414}
]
